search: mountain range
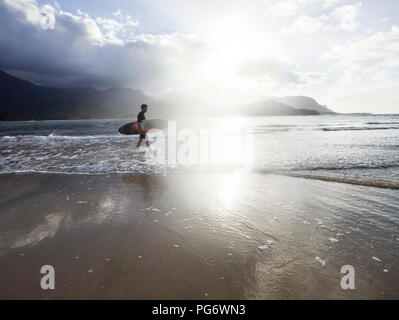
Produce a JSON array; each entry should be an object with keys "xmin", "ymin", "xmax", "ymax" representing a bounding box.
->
[{"xmin": 0, "ymin": 70, "xmax": 335, "ymax": 120}]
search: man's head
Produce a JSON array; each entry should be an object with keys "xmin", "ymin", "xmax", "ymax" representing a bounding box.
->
[{"xmin": 141, "ymin": 104, "xmax": 148, "ymax": 113}]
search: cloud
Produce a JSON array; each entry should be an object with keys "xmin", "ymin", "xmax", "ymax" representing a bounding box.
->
[
  {"xmin": 238, "ymin": 58, "xmax": 324, "ymax": 87},
  {"xmin": 281, "ymin": 2, "xmax": 362, "ymax": 35},
  {"xmin": 323, "ymin": 25, "xmax": 399, "ymax": 112},
  {"xmin": 269, "ymin": 1, "xmax": 300, "ymax": 17},
  {"xmin": 331, "ymin": 2, "xmax": 362, "ymax": 30},
  {"xmin": 269, "ymin": 0, "xmax": 348, "ymax": 18},
  {"xmin": 0, "ymin": 0, "xmax": 207, "ymax": 92},
  {"xmin": 323, "ymin": 0, "xmax": 345, "ymax": 8},
  {"xmin": 324, "ymin": 25, "xmax": 399, "ymax": 70},
  {"xmin": 285, "ymin": 15, "xmax": 328, "ymax": 34},
  {"xmin": 3, "ymin": 0, "xmax": 56, "ymax": 29}
]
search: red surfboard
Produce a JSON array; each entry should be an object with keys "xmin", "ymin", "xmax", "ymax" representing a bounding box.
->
[{"xmin": 118, "ymin": 119, "xmax": 168, "ymax": 135}]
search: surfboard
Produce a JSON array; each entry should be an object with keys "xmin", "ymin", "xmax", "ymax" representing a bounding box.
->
[{"xmin": 118, "ymin": 119, "xmax": 168, "ymax": 135}]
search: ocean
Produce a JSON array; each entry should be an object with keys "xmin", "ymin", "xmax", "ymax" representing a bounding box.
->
[{"xmin": 1, "ymin": 114, "xmax": 398, "ymax": 187}]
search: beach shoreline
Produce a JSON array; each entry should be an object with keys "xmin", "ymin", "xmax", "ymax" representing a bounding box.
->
[{"xmin": 0, "ymin": 172, "xmax": 398, "ymax": 299}]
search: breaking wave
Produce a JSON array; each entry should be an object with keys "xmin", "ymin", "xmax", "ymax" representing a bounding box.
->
[
  {"xmin": 256, "ymin": 170, "xmax": 399, "ymax": 190},
  {"xmin": 322, "ymin": 126, "xmax": 399, "ymax": 132}
]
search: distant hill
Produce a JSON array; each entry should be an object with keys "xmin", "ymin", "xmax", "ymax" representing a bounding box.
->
[
  {"xmin": 236, "ymin": 100, "xmax": 320, "ymax": 116},
  {"xmin": 0, "ymin": 70, "xmax": 167, "ymax": 120},
  {"xmin": 269, "ymin": 96, "xmax": 335, "ymax": 114},
  {"xmin": 0, "ymin": 70, "xmax": 331, "ymax": 120}
]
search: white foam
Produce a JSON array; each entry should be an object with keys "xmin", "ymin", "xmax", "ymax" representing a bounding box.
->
[
  {"xmin": 315, "ymin": 257, "xmax": 327, "ymax": 267},
  {"xmin": 258, "ymin": 240, "xmax": 273, "ymax": 251}
]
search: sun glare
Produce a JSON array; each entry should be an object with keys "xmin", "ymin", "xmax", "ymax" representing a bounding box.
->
[{"xmin": 193, "ymin": 14, "xmax": 282, "ymax": 102}]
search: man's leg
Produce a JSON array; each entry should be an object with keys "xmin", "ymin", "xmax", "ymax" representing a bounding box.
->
[{"xmin": 137, "ymin": 137, "xmax": 143, "ymax": 148}]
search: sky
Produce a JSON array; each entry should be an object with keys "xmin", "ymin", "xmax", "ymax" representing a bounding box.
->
[{"xmin": 0, "ymin": 0, "xmax": 398, "ymax": 113}]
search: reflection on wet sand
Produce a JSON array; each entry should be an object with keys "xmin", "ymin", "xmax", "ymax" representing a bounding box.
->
[
  {"xmin": 11, "ymin": 212, "xmax": 66, "ymax": 250},
  {"xmin": 0, "ymin": 173, "xmax": 398, "ymax": 299},
  {"xmin": 121, "ymin": 173, "xmax": 165, "ymax": 202}
]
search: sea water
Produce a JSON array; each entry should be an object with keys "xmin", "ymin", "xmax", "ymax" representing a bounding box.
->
[{"xmin": 0, "ymin": 114, "xmax": 398, "ymax": 186}]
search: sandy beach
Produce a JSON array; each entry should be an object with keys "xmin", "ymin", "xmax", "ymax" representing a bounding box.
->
[{"xmin": 0, "ymin": 172, "xmax": 398, "ymax": 299}]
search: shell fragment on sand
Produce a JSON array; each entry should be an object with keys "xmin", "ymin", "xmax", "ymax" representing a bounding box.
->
[
  {"xmin": 258, "ymin": 240, "xmax": 274, "ymax": 251},
  {"xmin": 315, "ymin": 256, "xmax": 327, "ymax": 267}
]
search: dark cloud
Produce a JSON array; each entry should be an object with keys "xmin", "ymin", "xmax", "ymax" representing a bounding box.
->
[{"xmin": 0, "ymin": 0, "xmax": 206, "ymax": 89}]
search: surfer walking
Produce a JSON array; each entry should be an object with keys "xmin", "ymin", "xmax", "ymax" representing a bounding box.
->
[{"xmin": 137, "ymin": 104, "xmax": 150, "ymax": 148}]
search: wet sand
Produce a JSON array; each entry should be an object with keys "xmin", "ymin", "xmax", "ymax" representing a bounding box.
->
[{"xmin": 0, "ymin": 172, "xmax": 398, "ymax": 299}]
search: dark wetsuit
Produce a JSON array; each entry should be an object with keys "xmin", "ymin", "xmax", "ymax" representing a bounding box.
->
[{"xmin": 137, "ymin": 111, "xmax": 146, "ymax": 139}]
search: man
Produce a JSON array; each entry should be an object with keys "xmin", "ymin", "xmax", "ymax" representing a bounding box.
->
[{"xmin": 137, "ymin": 104, "xmax": 150, "ymax": 148}]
